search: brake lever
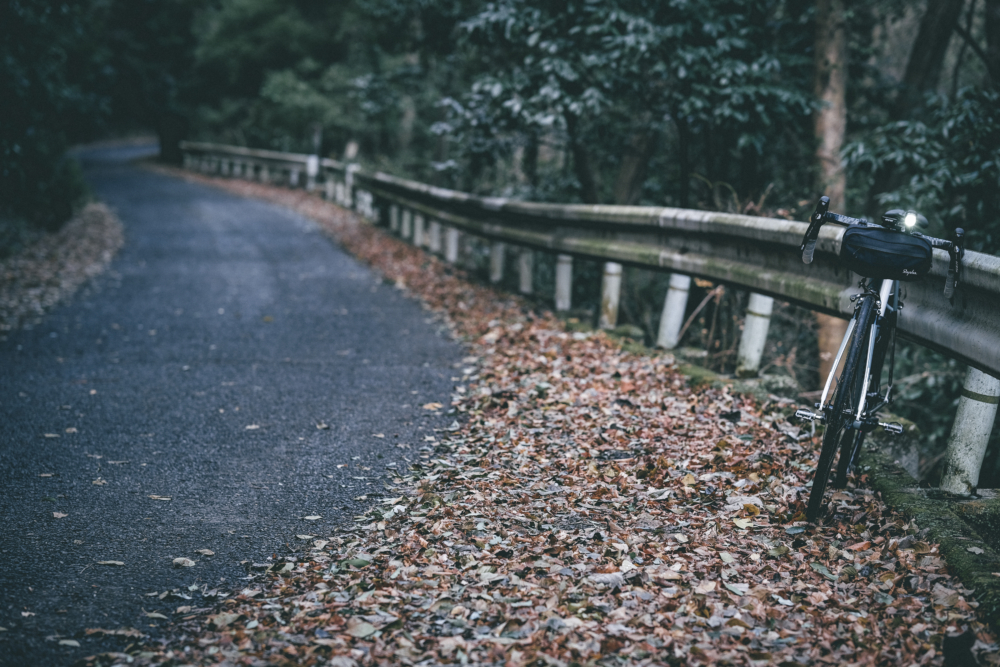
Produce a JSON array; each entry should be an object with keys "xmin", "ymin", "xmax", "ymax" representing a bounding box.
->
[
  {"xmin": 801, "ymin": 196, "xmax": 830, "ymax": 264},
  {"xmin": 944, "ymin": 228, "xmax": 965, "ymax": 299}
]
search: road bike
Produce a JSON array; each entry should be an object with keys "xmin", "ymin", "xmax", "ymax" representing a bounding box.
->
[{"xmin": 794, "ymin": 196, "xmax": 965, "ymax": 521}]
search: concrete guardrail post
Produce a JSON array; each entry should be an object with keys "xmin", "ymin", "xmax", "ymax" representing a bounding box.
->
[
  {"xmin": 345, "ymin": 164, "xmax": 358, "ymax": 209},
  {"xmin": 490, "ymin": 242, "xmax": 506, "ymax": 284},
  {"xmin": 940, "ymin": 368, "xmax": 1000, "ymax": 495},
  {"xmin": 429, "ymin": 220, "xmax": 442, "ymax": 254},
  {"xmin": 735, "ymin": 293, "xmax": 775, "ymax": 377},
  {"xmin": 401, "ymin": 209, "xmax": 412, "ymax": 239},
  {"xmin": 445, "ymin": 228, "xmax": 460, "ymax": 263},
  {"xmin": 555, "ymin": 254, "xmax": 573, "ymax": 312},
  {"xmin": 289, "ymin": 167, "xmax": 300, "ymax": 188},
  {"xmin": 656, "ymin": 274, "xmax": 692, "ymax": 349},
  {"xmin": 325, "ymin": 174, "xmax": 335, "ymax": 200},
  {"xmin": 260, "ymin": 164, "xmax": 270, "ymax": 184},
  {"xmin": 389, "ymin": 205, "xmax": 400, "ymax": 233},
  {"xmin": 599, "ymin": 262, "xmax": 623, "ymax": 330},
  {"xmin": 306, "ymin": 155, "xmax": 319, "ymax": 191},
  {"xmin": 519, "ymin": 250, "xmax": 533, "ymax": 295},
  {"xmin": 413, "ymin": 214, "xmax": 425, "ymax": 248}
]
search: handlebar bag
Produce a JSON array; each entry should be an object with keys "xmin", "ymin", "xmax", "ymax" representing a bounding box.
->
[{"xmin": 840, "ymin": 226, "xmax": 932, "ymax": 281}]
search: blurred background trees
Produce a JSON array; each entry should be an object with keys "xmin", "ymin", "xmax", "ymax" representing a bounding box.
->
[{"xmin": 2, "ymin": 0, "xmax": 998, "ymax": 481}]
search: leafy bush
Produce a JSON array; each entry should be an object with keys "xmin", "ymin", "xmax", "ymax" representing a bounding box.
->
[
  {"xmin": 1, "ymin": 1, "xmax": 99, "ymax": 237},
  {"xmin": 845, "ymin": 87, "xmax": 1000, "ymax": 252}
]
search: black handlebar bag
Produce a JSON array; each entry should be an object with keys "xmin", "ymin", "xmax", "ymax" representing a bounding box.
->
[{"xmin": 840, "ymin": 226, "xmax": 933, "ymax": 281}]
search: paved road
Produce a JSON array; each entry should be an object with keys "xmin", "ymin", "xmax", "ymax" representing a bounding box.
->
[{"xmin": 0, "ymin": 145, "xmax": 461, "ymax": 665}]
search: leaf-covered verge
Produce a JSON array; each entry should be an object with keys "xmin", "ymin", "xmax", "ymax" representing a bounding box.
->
[
  {"xmin": 89, "ymin": 170, "xmax": 999, "ymax": 666},
  {"xmin": 0, "ymin": 202, "xmax": 123, "ymax": 336}
]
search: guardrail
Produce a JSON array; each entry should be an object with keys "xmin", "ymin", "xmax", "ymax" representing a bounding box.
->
[{"xmin": 180, "ymin": 140, "xmax": 1000, "ymax": 494}]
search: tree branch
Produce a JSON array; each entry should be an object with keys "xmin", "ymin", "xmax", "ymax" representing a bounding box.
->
[{"xmin": 954, "ymin": 24, "xmax": 999, "ymax": 84}]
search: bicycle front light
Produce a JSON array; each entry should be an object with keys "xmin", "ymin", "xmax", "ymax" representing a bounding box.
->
[{"xmin": 904, "ymin": 212, "xmax": 917, "ymax": 228}]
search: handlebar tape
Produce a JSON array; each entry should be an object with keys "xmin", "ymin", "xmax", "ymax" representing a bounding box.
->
[{"xmin": 801, "ymin": 238, "xmax": 817, "ymax": 264}]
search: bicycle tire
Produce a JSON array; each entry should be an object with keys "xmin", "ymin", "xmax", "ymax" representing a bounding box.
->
[
  {"xmin": 806, "ymin": 297, "xmax": 875, "ymax": 521},
  {"xmin": 835, "ymin": 296, "xmax": 894, "ymax": 487},
  {"xmin": 833, "ymin": 323, "xmax": 875, "ymax": 487},
  {"xmin": 835, "ymin": 430, "xmax": 866, "ymax": 488}
]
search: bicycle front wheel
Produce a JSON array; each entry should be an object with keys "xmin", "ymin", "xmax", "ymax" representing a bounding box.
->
[{"xmin": 806, "ymin": 297, "xmax": 875, "ymax": 521}]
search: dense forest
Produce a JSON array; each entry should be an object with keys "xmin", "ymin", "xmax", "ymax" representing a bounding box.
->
[{"xmin": 3, "ymin": 0, "xmax": 999, "ymax": 480}]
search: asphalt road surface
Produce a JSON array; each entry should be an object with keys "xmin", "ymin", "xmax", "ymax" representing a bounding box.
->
[{"xmin": 0, "ymin": 144, "xmax": 462, "ymax": 665}]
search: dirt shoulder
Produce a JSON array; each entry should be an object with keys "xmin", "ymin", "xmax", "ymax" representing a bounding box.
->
[{"xmin": 0, "ymin": 203, "xmax": 124, "ymax": 336}]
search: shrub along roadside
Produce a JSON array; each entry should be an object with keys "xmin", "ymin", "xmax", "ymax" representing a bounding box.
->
[{"xmin": 0, "ymin": 202, "xmax": 124, "ymax": 336}]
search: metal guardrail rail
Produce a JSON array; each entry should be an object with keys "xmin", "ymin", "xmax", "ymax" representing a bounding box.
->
[{"xmin": 182, "ymin": 140, "xmax": 1000, "ymax": 378}]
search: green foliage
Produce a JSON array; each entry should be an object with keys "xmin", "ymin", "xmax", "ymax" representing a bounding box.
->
[
  {"xmin": 185, "ymin": 0, "xmax": 477, "ymax": 178},
  {"xmin": 1, "ymin": 0, "xmax": 98, "ymax": 232},
  {"xmin": 438, "ymin": 0, "xmax": 816, "ymax": 205},
  {"xmin": 844, "ymin": 88, "xmax": 1000, "ymax": 253}
]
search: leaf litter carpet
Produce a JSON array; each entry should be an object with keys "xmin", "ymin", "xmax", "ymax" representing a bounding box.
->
[{"xmin": 96, "ymin": 172, "xmax": 998, "ymax": 666}]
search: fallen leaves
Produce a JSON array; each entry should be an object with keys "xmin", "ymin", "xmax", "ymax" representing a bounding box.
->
[
  {"xmin": 96, "ymin": 561, "xmax": 124, "ymax": 566},
  {"xmin": 208, "ymin": 612, "xmax": 241, "ymax": 629},
  {"xmin": 85, "ymin": 628, "xmax": 145, "ymax": 638},
  {"xmin": 52, "ymin": 512, "xmax": 67, "ymax": 518},
  {"xmin": 172, "ymin": 558, "xmax": 195, "ymax": 568},
  {"xmin": 148, "ymin": 495, "xmax": 171, "ymax": 501},
  {"xmin": 0, "ymin": 203, "xmax": 123, "ymax": 333},
  {"xmin": 694, "ymin": 580, "xmax": 717, "ymax": 594},
  {"xmin": 421, "ymin": 402, "xmax": 444, "ymax": 411}
]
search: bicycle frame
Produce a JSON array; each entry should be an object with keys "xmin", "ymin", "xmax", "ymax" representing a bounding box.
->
[{"xmin": 802, "ymin": 277, "xmax": 903, "ymax": 436}]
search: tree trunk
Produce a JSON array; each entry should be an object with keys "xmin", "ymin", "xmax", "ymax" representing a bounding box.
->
[
  {"xmin": 987, "ymin": 0, "xmax": 1000, "ymax": 83},
  {"xmin": 566, "ymin": 114, "xmax": 600, "ymax": 204},
  {"xmin": 814, "ymin": 0, "xmax": 850, "ymax": 387},
  {"xmin": 524, "ymin": 132, "xmax": 539, "ymax": 189},
  {"xmin": 870, "ymin": 0, "xmax": 966, "ymax": 212},
  {"xmin": 895, "ymin": 0, "xmax": 966, "ymax": 116},
  {"xmin": 613, "ymin": 128, "xmax": 657, "ymax": 205},
  {"xmin": 676, "ymin": 116, "xmax": 691, "ymax": 208},
  {"xmin": 814, "ymin": 0, "xmax": 847, "ymax": 210}
]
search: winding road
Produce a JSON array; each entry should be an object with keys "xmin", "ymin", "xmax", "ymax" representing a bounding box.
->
[{"xmin": 0, "ymin": 144, "xmax": 461, "ymax": 665}]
